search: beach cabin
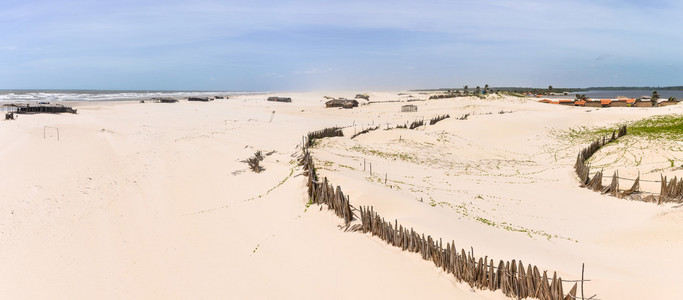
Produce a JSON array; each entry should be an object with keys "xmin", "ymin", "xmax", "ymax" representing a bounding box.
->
[
  {"xmin": 574, "ymin": 100, "xmax": 586, "ymax": 106},
  {"xmin": 401, "ymin": 104, "xmax": 418, "ymax": 112},
  {"xmin": 558, "ymin": 100, "xmax": 574, "ymax": 106},
  {"xmin": 267, "ymin": 97, "xmax": 292, "ymax": 103},
  {"xmin": 634, "ymin": 100, "xmax": 654, "ymax": 107},
  {"xmin": 611, "ymin": 99, "xmax": 635, "ymax": 107},
  {"xmin": 600, "ymin": 99, "xmax": 612, "ymax": 107},
  {"xmin": 584, "ymin": 101, "xmax": 602, "ymax": 107}
]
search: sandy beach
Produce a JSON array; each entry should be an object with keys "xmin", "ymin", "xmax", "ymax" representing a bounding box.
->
[{"xmin": 2, "ymin": 92, "xmax": 682, "ymax": 299}]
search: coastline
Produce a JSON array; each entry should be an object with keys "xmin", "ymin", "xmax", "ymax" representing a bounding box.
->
[{"xmin": 1, "ymin": 92, "xmax": 682, "ymax": 299}]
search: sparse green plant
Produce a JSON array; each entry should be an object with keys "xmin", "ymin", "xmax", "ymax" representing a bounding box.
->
[{"xmin": 247, "ymin": 157, "xmax": 263, "ymax": 173}]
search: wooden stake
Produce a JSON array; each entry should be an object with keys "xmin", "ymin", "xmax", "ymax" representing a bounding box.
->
[{"xmin": 581, "ymin": 263, "xmax": 585, "ymax": 300}]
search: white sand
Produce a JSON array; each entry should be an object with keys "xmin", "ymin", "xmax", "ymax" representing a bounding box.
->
[{"xmin": 1, "ymin": 93, "xmax": 681, "ymax": 299}]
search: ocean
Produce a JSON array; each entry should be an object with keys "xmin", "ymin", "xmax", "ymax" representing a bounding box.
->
[{"xmin": 0, "ymin": 90, "xmax": 250, "ymax": 103}]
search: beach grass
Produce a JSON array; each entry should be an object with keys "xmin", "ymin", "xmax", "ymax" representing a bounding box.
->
[{"xmin": 559, "ymin": 114, "xmax": 683, "ymax": 142}]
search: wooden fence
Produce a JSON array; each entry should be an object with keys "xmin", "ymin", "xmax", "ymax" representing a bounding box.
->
[
  {"xmin": 574, "ymin": 125, "xmax": 683, "ymax": 203},
  {"xmin": 306, "ymin": 127, "xmax": 344, "ymax": 147},
  {"xmin": 351, "ymin": 126, "xmax": 379, "ymax": 139},
  {"xmin": 429, "ymin": 114, "xmax": 450, "ymax": 125},
  {"xmin": 300, "ymin": 127, "xmax": 580, "ymax": 300}
]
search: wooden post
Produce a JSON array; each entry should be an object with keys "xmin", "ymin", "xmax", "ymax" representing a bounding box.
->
[
  {"xmin": 370, "ymin": 163, "xmax": 372, "ymax": 175},
  {"xmin": 385, "ymin": 173, "xmax": 387, "ymax": 184},
  {"xmin": 581, "ymin": 263, "xmax": 585, "ymax": 300}
]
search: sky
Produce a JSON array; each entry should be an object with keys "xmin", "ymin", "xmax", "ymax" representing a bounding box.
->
[{"xmin": 1, "ymin": 0, "xmax": 682, "ymax": 91}]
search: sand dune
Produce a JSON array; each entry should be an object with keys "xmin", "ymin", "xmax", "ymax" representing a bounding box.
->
[{"xmin": 1, "ymin": 93, "xmax": 681, "ymax": 299}]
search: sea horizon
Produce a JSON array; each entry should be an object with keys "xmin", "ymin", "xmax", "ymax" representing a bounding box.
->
[
  {"xmin": 3, "ymin": 88, "xmax": 682, "ymax": 103},
  {"xmin": 0, "ymin": 89, "xmax": 263, "ymax": 102}
]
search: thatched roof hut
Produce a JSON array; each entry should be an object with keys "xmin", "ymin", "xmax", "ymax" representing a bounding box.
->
[{"xmin": 325, "ymin": 99, "xmax": 358, "ymax": 108}]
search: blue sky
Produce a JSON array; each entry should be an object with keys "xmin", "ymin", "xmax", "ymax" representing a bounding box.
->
[{"xmin": 1, "ymin": 0, "xmax": 682, "ymax": 91}]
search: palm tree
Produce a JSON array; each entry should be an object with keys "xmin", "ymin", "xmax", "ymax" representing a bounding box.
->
[
  {"xmin": 475, "ymin": 86, "xmax": 481, "ymax": 95},
  {"xmin": 463, "ymin": 85, "xmax": 469, "ymax": 95},
  {"xmin": 575, "ymin": 94, "xmax": 587, "ymax": 101},
  {"xmin": 652, "ymin": 91, "xmax": 660, "ymax": 107},
  {"xmin": 484, "ymin": 84, "xmax": 490, "ymax": 94}
]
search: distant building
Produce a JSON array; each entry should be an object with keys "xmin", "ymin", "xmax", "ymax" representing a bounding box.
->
[
  {"xmin": 267, "ymin": 97, "xmax": 292, "ymax": 103},
  {"xmin": 188, "ymin": 97, "xmax": 212, "ymax": 102},
  {"xmin": 325, "ymin": 99, "xmax": 358, "ymax": 108},
  {"xmin": 150, "ymin": 97, "xmax": 178, "ymax": 103},
  {"xmin": 401, "ymin": 104, "xmax": 418, "ymax": 112},
  {"xmin": 12, "ymin": 103, "xmax": 77, "ymax": 114}
]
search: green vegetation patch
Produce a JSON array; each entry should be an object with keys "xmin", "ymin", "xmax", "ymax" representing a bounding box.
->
[
  {"xmin": 558, "ymin": 114, "xmax": 683, "ymax": 142},
  {"xmin": 628, "ymin": 114, "xmax": 683, "ymax": 139},
  {"xmin": 349, "ymin": 145, "xmax": 418, "ymax": 163}
]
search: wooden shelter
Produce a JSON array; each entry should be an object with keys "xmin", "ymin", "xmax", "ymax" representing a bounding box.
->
[
  {"xmin": 267, "ymin": 97, "xmax": 292, "ymax": 103},
  {"xmin": 7, "ymin": 103, "xmax": 77, "ymax": 114},
  {"xmin": 325, "ymin": 99, "xmax": 358, "ymax": 108},
  {"xmin": 401, "ymin": 104, "xmax": 418, "ymax": 112},
  {"xmin": 188, "ymin": 97, "xmax": 212, "ymax": 102},
  {"xmin": 634, "ymin": 101, "xmax": 654, "ymax": 107},
  {"xmin": 610, "ymin": 99, "xmax": 635, "ymax": 107}
]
